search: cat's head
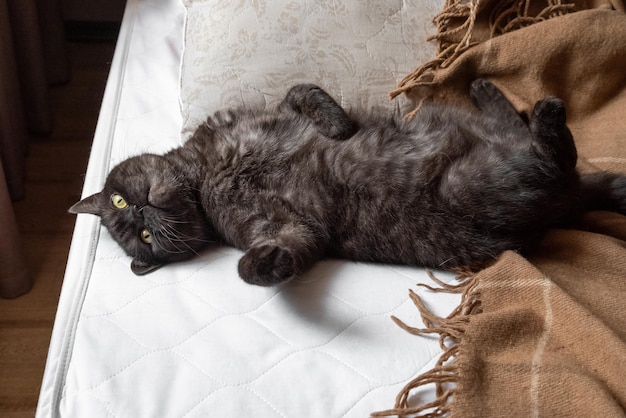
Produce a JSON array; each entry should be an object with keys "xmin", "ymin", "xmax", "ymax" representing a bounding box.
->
[{"xmin": 70, "ymin": 154, "xmax": 210, "ymax": 275}]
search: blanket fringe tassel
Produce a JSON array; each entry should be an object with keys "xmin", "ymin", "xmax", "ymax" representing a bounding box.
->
[
  {"xmin": 390, "ymin": 0, "xmax": 576, "ymax": 118},
  {"xmin": 370, "ymin": 273, "xmax": 481, "ymax": 418}
]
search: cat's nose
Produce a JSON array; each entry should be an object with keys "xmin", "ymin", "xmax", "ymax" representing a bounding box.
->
[{"xmin": 131, "ymin": 205, "xmax": 144, "ymax": 217}]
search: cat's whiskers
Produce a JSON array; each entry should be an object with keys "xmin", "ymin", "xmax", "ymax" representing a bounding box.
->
[
  {"xmin": 156, "ymin": 222, "xmax": 210, "ymax": 255},
  {"xmin": 159, "ymin": 215, "xmax": 215, "ymax": 244},
  {"xmin": 159, "ymin": 217, "xmax": 192, "ymax": 225},
  {"xmin": 155, "ymin": 227, "xmax": 192, "ymax": 255}
]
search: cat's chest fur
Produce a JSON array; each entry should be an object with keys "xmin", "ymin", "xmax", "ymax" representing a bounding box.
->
[
  {"xmin": 189, "ymin": 115, "xmax": 345, "ymax": 237},
  {"xmin": 200, "ymin": 115, "xmax": 330, "ymax": 193}
]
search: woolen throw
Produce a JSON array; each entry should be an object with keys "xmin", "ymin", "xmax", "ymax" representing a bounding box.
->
[{"xmin": 373, "ymin": 1, "xmax": 626, "ymax": 416}]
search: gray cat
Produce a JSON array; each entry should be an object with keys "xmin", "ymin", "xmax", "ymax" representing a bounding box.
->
[{"xmin": 70, "ymin": 79, "xmax": 626, "ymax": 285}]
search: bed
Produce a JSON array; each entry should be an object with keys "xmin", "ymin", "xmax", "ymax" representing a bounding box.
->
[
  {"xmin": 36, "ymin": 0, "xmax": 459, "ymax": 416},
  {"xmin": 38, "ymin": 0, "xmax": 626, "ymax": 416}
]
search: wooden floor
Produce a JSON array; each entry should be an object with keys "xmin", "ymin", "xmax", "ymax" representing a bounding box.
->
[{"xmin": 0, "ymin": 41, "xmax": 116, "ymax": 417}]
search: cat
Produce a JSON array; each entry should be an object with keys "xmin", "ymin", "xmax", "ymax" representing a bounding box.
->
[{"xmin": 70, "ymin": 79, "xmax": 626, "ymax": 285}]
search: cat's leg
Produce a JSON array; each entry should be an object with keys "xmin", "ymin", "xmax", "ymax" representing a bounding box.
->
[
  {"xmin": 528, "ymin": 97, "xmax": 577, "ymax": 172},
  {"xmin": 280, "ymin": 84, "xmax": 357, "ymax": 140},
  {"xmin": 469, "ymin": 78, "xmax": 527, "ymax": 131},
  {"xmin": 237, "ymin": 219, "xmax": 325, "ymax": 286},
  {"xmin": 471, "ymin": 78, "xmax": 577, "ymax": 172}
]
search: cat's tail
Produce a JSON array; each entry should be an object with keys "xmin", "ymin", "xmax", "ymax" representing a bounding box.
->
[{"xmin": 579, "ymin": 171, "xmax": 626, "ymax": 214}]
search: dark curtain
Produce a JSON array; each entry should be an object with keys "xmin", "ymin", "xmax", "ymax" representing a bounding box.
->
[{"xmin": 0, "ymin": 0, "xmax": 68, "ymax": 297}]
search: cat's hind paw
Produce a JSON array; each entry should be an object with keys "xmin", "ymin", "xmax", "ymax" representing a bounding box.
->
[
  {"xmin": 238, "ymin": 245, "xmax": 296, "ymax": 286},
  {"xmin": 530, "ymin": 97, "xmax": 576, "ymax": 172},
  {"xmin": 469, "ymin": 78, "xmax": 508, "ymax": 109},
  {"xmin": 531, "ymin": 97, "xmax": 567, "ymax": 128}
]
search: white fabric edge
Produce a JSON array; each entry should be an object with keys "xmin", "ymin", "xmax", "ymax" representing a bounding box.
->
[
  {"xmin": 35, "ymin": 0, "xmax": 139, "ymax": 415},
  {"xmin": 177, "ymin": 0, "xmax": 188, "ymax": 133}
]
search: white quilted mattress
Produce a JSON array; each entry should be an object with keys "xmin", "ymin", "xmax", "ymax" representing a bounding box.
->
[{"xmin": 36, "ymin": 0, "xmax": 459, "ymax": 416}]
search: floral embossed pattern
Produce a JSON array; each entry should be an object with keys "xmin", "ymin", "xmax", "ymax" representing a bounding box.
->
[{"xmin": 180, "ymin": 0, "xmax": 443, "ymax": 138}]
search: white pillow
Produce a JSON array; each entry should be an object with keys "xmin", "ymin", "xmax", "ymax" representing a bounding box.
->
[{"xmin": 180, "ymin": 0, "xmax": 442, "ymax": 137}]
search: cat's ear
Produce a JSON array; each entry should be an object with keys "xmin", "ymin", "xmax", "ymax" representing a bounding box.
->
[
  {"xmin": 131, "ymin": 259, "xmax": 163, "ymax": 276},
  {"xmin": 69, "ymin": 192, "xmax": 105, "ymax": 215}
]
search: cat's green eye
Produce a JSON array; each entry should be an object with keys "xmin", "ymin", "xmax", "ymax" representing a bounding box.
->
[
  {"xmin": 140, "ymin": 229, "xmax": 153, "ymax": 245},
  {"xmin": 111, "ymin": 193, "xmax": 128, "ymax": 209}
]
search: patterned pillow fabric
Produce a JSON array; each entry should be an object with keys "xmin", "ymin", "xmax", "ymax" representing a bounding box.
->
[{"xmin": 180, "ymin": 0, "xmax": 442, "ymax": 137}]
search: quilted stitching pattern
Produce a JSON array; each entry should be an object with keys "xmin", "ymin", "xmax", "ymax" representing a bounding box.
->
[
  {"xmin": 64, "ymin": 244, "xmax": 459, "ymax": 417},
  {"xmin": 43, "ymin": 0, "xmax": 462, "ymax": 416}
]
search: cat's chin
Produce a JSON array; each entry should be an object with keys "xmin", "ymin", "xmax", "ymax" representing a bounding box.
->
[{"xmin": 130, "ymin": 259, "xmax": 163, "ymax": 276}]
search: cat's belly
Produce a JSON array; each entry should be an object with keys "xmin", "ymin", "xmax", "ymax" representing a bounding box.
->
[{"xmin": 329, "ymin": 200, "xmax": 536, "ymax": 270}]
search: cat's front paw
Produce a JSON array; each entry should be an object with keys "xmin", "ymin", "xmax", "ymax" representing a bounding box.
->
[
  {"xmin": 206, "ymin": 110, "xmax": 237, "ymax": 128},
  {"xmin": 238, "ymin": 245, "xmax": 296, "ymax": 286},
  {"xmin": 281, "ymin": 84, "xmax": 357, "ymax": 140}
]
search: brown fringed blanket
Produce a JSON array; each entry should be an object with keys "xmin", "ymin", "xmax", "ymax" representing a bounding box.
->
[{"xmin": 374, "ymin": 1, "xmax": 626, "ymax": 417}]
